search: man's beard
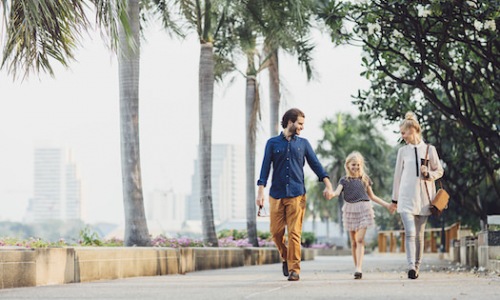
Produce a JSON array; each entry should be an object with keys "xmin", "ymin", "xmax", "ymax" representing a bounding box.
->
[{"xmin": 290, "ymin": 125, "xmax": 299, "ymax": 136}]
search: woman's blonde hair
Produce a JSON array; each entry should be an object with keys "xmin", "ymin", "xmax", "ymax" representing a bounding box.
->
[
  {"xmin": 399, "ymin": 111, "xmax": 422, "ymax": 137},
  {"xmin": 344, "ymin": 151, "xmax": 370, "ymax": 188}
]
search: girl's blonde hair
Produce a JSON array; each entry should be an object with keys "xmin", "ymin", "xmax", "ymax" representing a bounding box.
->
[
  {"xmin": 399, "ymin": 111, "xmax": 422, "ymax": 137},
  {"xmin": 344, "ymin": 151, "xmax": 370, "ymax": 188}
]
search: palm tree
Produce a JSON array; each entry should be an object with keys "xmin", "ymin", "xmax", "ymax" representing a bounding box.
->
[
  {"xmin": 260, "ymin": 0, "xmax": 317, "ymax": 135},
  {"xmin": 236, "ymin": 3, "xmax": 263, "ymax": 247},
  {"xmin": 117, "ymin": 0, "xmax": 151, "ymax": 246},
  {"xmin": 234, "ymin": 0, "xmax": 316, "ymax": 245},
  {"xmin": 1, "ymin": 0, "xmax": 153, "ymax": 245},
  {"xmin": 244, "ymin": 55, "xmax": 260, "ymax": 246},
  {"xmin": 173, "ymin": 0, "xmax": 242, "ymax": 246}
]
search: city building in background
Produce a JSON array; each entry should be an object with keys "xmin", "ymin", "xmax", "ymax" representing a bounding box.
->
[
  {"xmin": 185, "ymin": 144, "xmax": 246, "ymax": 230},
  {"xmin": 145, "ymin": 188, "xmax": 185, "ymax": 235},
  {"xmin": 25, "ymin": 144, "xmax": 82, "ymax": 223}
]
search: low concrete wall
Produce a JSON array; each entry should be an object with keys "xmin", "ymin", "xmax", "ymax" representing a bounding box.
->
[
  {"xmin": 0, "ymin": 247, "xmax": 37, "ymax": 289},
  {"xmin": 36, "ymin": 247, "xmax": 76, "ymax": 286},
  {"xmin": 0, "ymin": 247, "xmax": 315, "ymax": 289},
  {"xmin": 74, "ymin": 247, "xmax": 180, "ymax": 282},
  {"xmin": 477, "ymin": 231, "xmax": 500, "ymax": 272}
]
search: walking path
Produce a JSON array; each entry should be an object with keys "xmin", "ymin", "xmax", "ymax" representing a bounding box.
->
[{"xmin": 1, "ymin": 253, "xmax": 498, "ymax": 299}]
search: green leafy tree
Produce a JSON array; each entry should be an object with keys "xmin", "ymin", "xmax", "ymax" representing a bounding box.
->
[
  {"xmin": 319, "ymin": 0, "xmax": 499, "ymax": 226},
  {"xmin": 422, "ymin": 104, "xmax": 499, "ymax": 230}
]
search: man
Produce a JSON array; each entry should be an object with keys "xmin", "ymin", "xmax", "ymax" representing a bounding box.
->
[{"xmin": 256, "ymin": 108, "xmax": 334, "ymax": 281}]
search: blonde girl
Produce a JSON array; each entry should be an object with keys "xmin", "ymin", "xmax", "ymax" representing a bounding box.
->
[{"xmin": 332, "ymin": 151, "xmax": 394, "ymax": 279}]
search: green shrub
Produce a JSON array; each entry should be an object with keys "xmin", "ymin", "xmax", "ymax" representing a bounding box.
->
[{"xmin": 301, "ymin": 232, "xmax": 315, "ymax": 247}]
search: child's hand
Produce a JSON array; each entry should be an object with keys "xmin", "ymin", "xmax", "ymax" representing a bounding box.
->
[
  {"xmin": 387, "ymin": 202, "xmax": 397, "ymax": 214},
  {"xmin": 323, "ymin": 187, "xmax": 335, "ymax": 200}
]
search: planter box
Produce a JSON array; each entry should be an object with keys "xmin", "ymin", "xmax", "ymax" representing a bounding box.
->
[{"xmin": 1, "ymin": 246, "xmax": 311, "ymax": 289}]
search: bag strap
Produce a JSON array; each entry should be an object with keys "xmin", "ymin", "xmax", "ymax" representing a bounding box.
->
[{"xmin": 423, "ymin": 144, "xmax": 445, "ymax": 203}]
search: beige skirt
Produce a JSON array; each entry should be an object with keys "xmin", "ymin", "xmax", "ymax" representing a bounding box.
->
[{"xmin": 342, "ymin": 201, "xmax": 375, "ymax": 231}]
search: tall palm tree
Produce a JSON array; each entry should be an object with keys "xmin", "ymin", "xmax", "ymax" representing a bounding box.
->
[
  {"xmin": 236, "ymin": 7, "xmax": 263, "ymax": 246},
  {"xmin": 2, "ymin": 0, "xmax": 153, "ymax": 245},
  {"xmin": 244, "ymin": 58, "xmax": 260, "ymax": 246},
  {"xmin": 236, "ymin": 0, "xmax": 315, "ymax": 245},
  {"xmin": 117, "ymin": 0, "xmax": 150, "ymax": 246},
  {"xmin": 173, "ymin": 0, "xmax": 241, "ymax": 246},
  {"xmin": 198, "ymin": 39, "xmax": 218, "ymax": 246}
]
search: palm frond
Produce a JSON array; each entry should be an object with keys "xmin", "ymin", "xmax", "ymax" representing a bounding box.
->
[{"xmin": 1, "ymin": 0, "xmax": 91, "ymax": 79}]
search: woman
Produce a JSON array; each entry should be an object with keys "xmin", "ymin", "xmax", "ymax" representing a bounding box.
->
[{"xmin": 392, "ymin": 112, "xmax": 444, "ymax": 279}]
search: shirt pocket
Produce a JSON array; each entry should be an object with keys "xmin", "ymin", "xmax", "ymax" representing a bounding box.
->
[
  {"xmin": 291, "ymin": 145, "xmax": 305, "ymax": 161},
  {"xmin": 272, "ymin": 147, "xmax": 286, "ymax": 160}
]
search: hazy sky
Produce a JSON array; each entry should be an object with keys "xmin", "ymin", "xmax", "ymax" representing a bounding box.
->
[{"xmin": 0, "ymin": 22, "xmax": 398, "ymax": 225}]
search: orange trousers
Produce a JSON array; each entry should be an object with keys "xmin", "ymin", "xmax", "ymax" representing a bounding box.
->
[{"xmin": 269, "ymin": 195, "xmax": 306, "ymax": 274}]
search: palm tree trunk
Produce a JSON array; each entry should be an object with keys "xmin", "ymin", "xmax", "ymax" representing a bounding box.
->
[
  {"xmin": 266, "ymin": 45, "xmax": 280, "ymax": 136},
  {"xmin": 312, "ymin": 213, "xmax": 317, "ymax": 236},
  {"xmin": 199, "ymin": 42, "xmax": 218, "ymax": 246},
  {"xmin": 326, "ymin": 219, "xmax": 330, "ymax": 239},
  {"xmin": 118, "ymin": 0, "xmax": 150, "ymax": 246},
  {"xmin": 245, "ymin": 71, "xmax": 259, "ymax": 247}
]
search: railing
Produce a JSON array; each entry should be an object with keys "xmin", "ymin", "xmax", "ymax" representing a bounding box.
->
[{"xmin": 377, "ymin": 222, "xmax": 460, "ymax": 253}]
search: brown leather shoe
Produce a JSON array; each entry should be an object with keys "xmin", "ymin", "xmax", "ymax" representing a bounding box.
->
[
  {"xmin": 288, "ymin": 271, "xmax": 300, "ymax": 281},
  {"xmin": 282, "ymin": 262, "xmax": 289, "ymax": 277}
]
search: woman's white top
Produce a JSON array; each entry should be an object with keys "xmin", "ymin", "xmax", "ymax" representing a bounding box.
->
[{"xmin": 392, "ymin": 141, "xmax": 444, "ymax": 215}]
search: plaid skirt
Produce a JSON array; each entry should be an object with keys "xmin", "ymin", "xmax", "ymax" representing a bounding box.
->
[{"xmin": 342, "ymin": 200, "xmax": 375, "ymax": 231}]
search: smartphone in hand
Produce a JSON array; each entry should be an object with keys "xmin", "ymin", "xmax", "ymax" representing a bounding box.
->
[
  {"xmin": 420, "ymin": 158, "xmax": 429, "ymax": 167},
  {"xmin": 420, "ymin": 158, "xmax": 429, "ymax": 178}
]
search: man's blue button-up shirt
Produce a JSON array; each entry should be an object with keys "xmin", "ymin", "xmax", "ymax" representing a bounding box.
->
[{"xmin": 257, "ymin": 132, "xmax": 329, "ymax": 199}]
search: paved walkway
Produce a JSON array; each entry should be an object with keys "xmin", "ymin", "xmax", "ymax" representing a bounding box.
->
[{"xmin": 1, "ymin": 253, "xmax": 498, "ymax": 299}]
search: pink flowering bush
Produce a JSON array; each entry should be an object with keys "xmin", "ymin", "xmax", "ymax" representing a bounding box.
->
[
  {"xmin": 0, "ymin": 237, "xmax": 67, "ymax": 248},
  {"xmin": 0, "ymin": 230, "xmax": 275, "ymax": 249},
  {"xmin": 150, "ymin": 236, "xmax": 204, "ymax": 248}
]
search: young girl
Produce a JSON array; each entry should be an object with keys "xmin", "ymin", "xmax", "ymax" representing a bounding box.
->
[{"xmin": 332, "ymin": 151, "xmax": 395, "ymax": 279}]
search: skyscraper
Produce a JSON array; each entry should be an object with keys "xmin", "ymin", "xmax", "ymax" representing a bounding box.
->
[
  {"xmin": 145, "ymin": 188, "xmax": 185, "ymax": 233},
  {"xmin": 27, "ymin": 144, "xmax": 82, "ymax": 222},
  {"xmin": 186, "ymin": 144, "xmax": 246, "ymax": 223}
]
